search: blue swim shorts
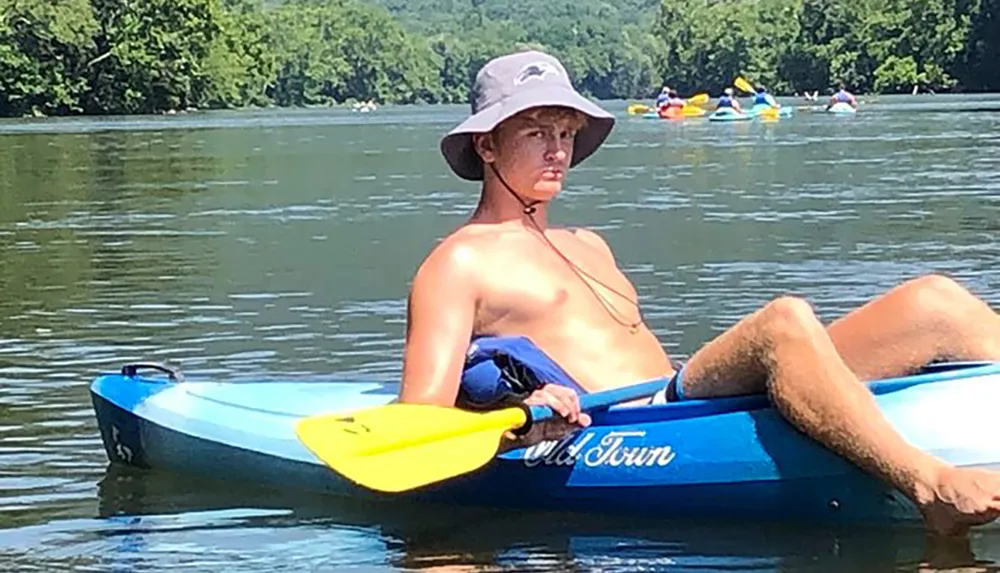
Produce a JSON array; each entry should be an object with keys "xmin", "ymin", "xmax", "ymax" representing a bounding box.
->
[{"xmin": 650, "ymin": 360, "xmax": 687, "ymax": 404}]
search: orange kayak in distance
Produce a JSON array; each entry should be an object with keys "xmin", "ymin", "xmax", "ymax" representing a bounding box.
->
[{"xmin": 658, "ymin": 106, "xmax": 685, "ymax": 120}]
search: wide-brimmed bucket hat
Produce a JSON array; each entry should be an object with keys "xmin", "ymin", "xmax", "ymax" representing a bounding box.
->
[{"xmin": 440, "ymin": 50, "xmax": 615, "ymax": 181}]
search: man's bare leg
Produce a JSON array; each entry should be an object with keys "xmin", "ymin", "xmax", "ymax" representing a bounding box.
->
[
  {"xmin": 825, "ymin": 274, "xmax": 1000, "ymax": 535},
  {"xmin": 679, "ymin": 277, "xmax": 1000, "ymax": 536},
  {"xmin": 825, "ymin": 274, "xmax": 1000, "ymax": 380}
]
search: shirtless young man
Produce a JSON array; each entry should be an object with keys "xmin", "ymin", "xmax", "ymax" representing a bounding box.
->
[{"xmin": 398, "ymin": 50, "xmax": 1000, "ymax": 537}]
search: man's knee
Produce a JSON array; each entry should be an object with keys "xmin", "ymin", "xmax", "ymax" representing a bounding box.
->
[
  {"xmin": 901, "ymin": 274, "xmax": 979, "ymax": 317},
  {"xmin": 759, "ymin": 296, "xmax": 824, "ymax": 344},
  {"xmin": 906, "ymin": 274, "xmax": 970, "ymax": 300}
]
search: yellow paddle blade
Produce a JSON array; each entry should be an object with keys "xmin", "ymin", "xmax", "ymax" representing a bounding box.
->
[
  {"xmin": 759, "ymin": 108, "xmax": 780, "ymax": 120},
  {"xmin": 681, "ymin": 105, "xmax": 706, "ymax": 117},
  {"xmin": 686, "ymin": 93, "xmax": 709, "ymax": 106},
  {"xmin": 296, "ymin": 403, "xmax": 529, "ymax": 493},
  {"xmin": 734, "ymin": 77, "xmax": 754, "ymax": 94}
]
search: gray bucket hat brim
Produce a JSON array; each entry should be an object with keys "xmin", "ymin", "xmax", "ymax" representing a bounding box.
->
[{"xmin": 440, "ymin": 52, "xmax": 615, "ymax": 181}]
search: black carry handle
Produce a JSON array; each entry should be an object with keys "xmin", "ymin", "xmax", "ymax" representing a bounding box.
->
[{"xmin": 120, "ymin": 362, "xmax": 185, "ymax": 383}]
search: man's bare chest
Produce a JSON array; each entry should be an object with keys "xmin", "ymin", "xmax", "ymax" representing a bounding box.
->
[{"xmin": 474, "ymin": 243, "xmax": 639, "ymax": 328}]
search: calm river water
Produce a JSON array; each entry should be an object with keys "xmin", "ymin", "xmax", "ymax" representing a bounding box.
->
[{"xmin": 1, "ymin": 95, "xmax": 1000, "ymax": 571}]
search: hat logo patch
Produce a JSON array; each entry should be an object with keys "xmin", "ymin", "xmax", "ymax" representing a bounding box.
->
[{"xmin": 514, "ymin": 62, "xmax": 558, "ymax": 85}]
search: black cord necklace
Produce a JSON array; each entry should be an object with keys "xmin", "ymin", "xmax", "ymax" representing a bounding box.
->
[{"xmin": 488, "ymin": 164, "xmax": 644, "ymax": 334}]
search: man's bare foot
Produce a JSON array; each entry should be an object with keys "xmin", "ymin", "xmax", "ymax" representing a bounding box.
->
[{"xmin": 918, "ymin": 466, "xmax": 1000, "ymax": 537}]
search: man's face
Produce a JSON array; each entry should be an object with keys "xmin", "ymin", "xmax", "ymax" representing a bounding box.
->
[{"xmin": 475, "ymin": 106, "xmax": 587, "ymax": 203}]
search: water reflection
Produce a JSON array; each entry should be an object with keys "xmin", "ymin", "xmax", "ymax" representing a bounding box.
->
[{"xmin": 31, "ymin": 465, "xmax": 975, "ymax": 572}]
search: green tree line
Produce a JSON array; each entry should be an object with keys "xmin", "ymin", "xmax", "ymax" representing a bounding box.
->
[{"xmin": 1, "ymin": 0, "xmax": 997, "ymax": 117}]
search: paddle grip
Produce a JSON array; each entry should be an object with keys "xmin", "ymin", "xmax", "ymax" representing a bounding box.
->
[{"xmin": 525, "ymin": 378, "xmax": 666, "ymax": 427}]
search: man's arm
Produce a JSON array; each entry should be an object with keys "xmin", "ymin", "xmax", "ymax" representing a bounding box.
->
[
  {"xmin": 399, "ymin": 234, "xmax": 590, "ymax": 432},
  {"xmin": 399, "ymin": 241, "xmax": 479, "ymax": 407}
]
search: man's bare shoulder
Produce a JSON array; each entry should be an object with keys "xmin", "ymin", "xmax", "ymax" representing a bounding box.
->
[
  {"xmin": 412, "ymin": 224, "xmax": 511, "ymax": 285},
  {"xmin": 569, "ymin": 227, "xmax": 617, "ymax": 261}
]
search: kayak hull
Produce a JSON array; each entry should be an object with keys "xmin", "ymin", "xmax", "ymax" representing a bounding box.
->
[
  {"xmin": 640, "ymin": 107, "xmax": 704, "ymax": 120},
  {"xmin": 828, "ymin": 102, "xmax": 857, "ymax": 114},
  {"xmin": 626, "ymin": 103, "xmax": 652, "ymax": 115},
  {"xmin": 659, "ymin": 108, "xmax": 684, "ymax": 120},
  {"xmin": 92, "ymin": 391, "xmax": 353, "ymax": 496},
  {"xmin": 708, "ymin": 108, "xmax": 752, "ymax": 122},
  {"xmin": 680, "ymin": 106, "xmax": 706, "ymax": 118},
  {"xmin": 91, "ymin": 362, "xmax": 1000, "ymax": 524}
]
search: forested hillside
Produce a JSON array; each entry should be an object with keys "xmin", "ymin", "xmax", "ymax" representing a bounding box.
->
[
  {"xmin": 0, "ymin": 0, "xmax": 996, "ymax": 117},
  {"xmin": 368, "ymin": 0, "xmax": 661, "ymax": 31},
  {"xmin": 371, "ymin": 0, "xmax": 1000, "ymax": 95}
]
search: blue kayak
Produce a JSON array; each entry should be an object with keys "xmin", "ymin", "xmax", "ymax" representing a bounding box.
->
[
  {"xmin": 707, "ymin": 108, "xmax": 752, "ymax": 122},
  {"xmin": 828, "ymin": 102, "xmax": 857, "ymax": 114},
  {"xmin": 90, "ymin": 361, "xmax": 1000, "ymax": 525}
]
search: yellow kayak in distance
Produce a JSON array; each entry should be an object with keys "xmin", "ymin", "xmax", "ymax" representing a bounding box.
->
[{"xmin": 627, "ymin": 103, "xmax": 654, "ymax": 115}]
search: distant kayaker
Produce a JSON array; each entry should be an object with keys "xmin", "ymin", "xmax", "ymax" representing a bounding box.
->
[
  {"xmin": 666, "ymin": 90, "xmax": 686, "ymax": 108},
  {"xmin": 716, "ymin": 87, "xmax": 742, "ymax": 112},
  {"xmin": 655, "ymin": 86, "xmax": 671, "ymax": 108},
  {"xmin": 657, "ymin": 90, "xmax": 687, "ymax": 118},
  {"xmin": 828, "ymin": 83, "xmax": 858, "ymax": 110},
  {"xmin": 752, "ymin": 86, "xmax": 779, "ymax": 109},
  {"xmin": 401, "ymin": 48, "xmax": 1000, "ymax": 538}
]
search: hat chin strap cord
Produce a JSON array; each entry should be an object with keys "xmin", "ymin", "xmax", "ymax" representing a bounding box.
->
[
  {"xmin": 488, "ymin": 163, "xmax": 542, "ymax": 216},
  {"xmin": 484, "ymin": 164, "xmax": 644, "ymax": 333}
]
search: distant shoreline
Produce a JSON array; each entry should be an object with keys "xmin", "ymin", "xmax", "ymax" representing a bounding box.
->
[{"xmin": 4, "ymin": 92, "xmax": 1000, "ymax": 123}]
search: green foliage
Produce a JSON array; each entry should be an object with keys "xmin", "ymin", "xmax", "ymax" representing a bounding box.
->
[
  {"xmin": 654, "ymin": 0, "xmax": 988, "ymax": 95},
  {"xmin": 955, "ymin": 0, "xmax": 1000, "ymax": 90},
  {"xmin": 201, "ymin": 1, "xmax": 276, "ymax": 107},
  {"xmin": 369, "ymin": 0, "xmax": 662, "ymax": 34},
  {"xmin": 428, "ymin": 32, "xmax": 518, "ymax": 103},
  {"xmin": 0, "ymin": 0, "xmax": 98, "ymax": 116},
  {"xmin": 84, "ymin": 0, "xmax": 226, "ymax": 114},
  {"xmin": 0, "ymin": 0, "xmax": 997, "ymax": 117},
  {"xmin": 265, "ymin": 0, "xmax": 443, "ymax": 106}
]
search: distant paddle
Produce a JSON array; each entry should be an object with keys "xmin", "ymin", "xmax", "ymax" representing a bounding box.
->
[
  {"xmin": 734, "ymin": 76, "xmax": 755, "ymax": 95},
  {"xmin": 687, "ymin": 93, "xmax": 709, "ymax": 106},
  {"xmin": 296, "ymin": 379, "xmax": 665, "ymax": 492}
]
